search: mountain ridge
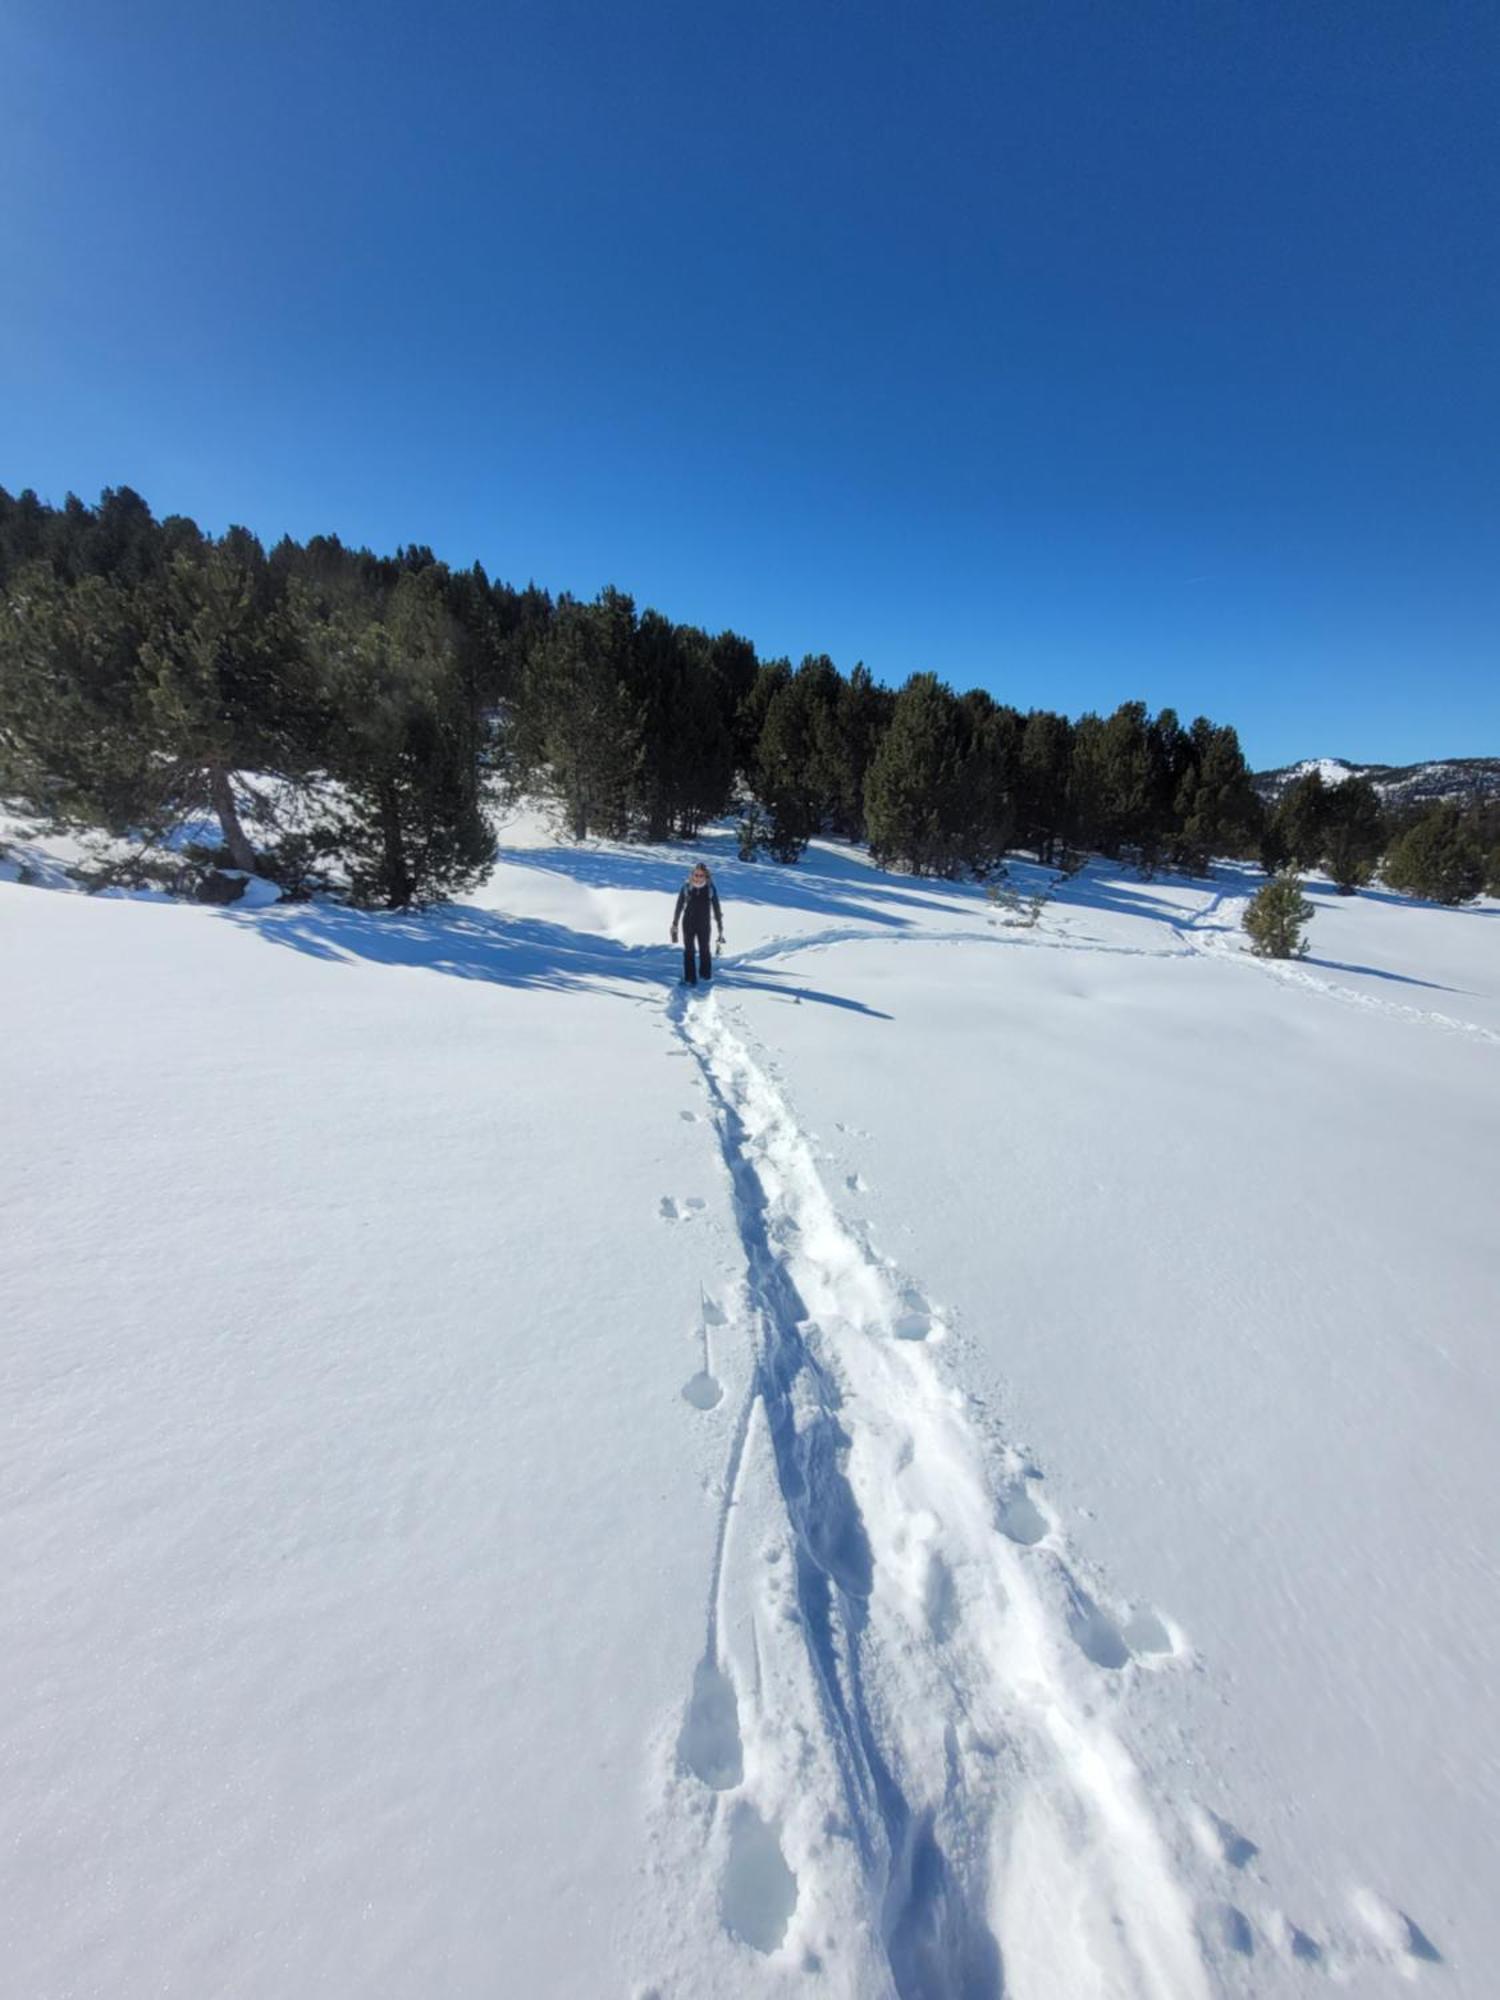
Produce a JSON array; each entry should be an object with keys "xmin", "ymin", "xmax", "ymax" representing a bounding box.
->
[{"xmin": 1252, "ymin": 755, "xmax": 1500, "ymax": 808}]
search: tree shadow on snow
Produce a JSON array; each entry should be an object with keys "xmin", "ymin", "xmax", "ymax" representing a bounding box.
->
[
  {"xmin": 497, "ymin": 827, "xmax": 990, "ymax": 930},
  {"xmin": 231, "ymin": 900, "xmax": 892, "ymax": 1019},
  {"xmin": 1301, "ymin": 956, "xmax": 1467, "ymax": 994}
]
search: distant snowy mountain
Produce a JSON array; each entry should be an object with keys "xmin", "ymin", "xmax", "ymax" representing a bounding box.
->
[{"xmin": 1254, "ymin": 754, "xmax": 1500, "ymax": 807}]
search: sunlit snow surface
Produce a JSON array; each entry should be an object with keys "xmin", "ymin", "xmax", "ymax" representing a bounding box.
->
[{"xmin": 3, "ymin": 812, "xmax": 1497, "ymax": 1997}]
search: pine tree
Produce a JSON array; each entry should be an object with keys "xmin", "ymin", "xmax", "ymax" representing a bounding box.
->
[
  {"xmin": 666, "ymin": 628, "xmax": 735, "ymax": 837},
  {"xmin": 514, "ymin": 589, "xmax": 642, "ymax": 840},
  {"xmin": 863, "ymin": 672, "xmax": 966, "ymax": 874},
  {"xmin": 314, "ymin": 572, "xmax": 493, "ymax": 907},
  {"xmin": 795, "ymin": 654, "xmax": 855, "ymax": 837},
  {"xmin": 134, "ymin": 537, "xmax": 310, "ymax": 870},
  {"xmin": 949, "ymin": 690, "xmax": 1018, "ymax": 876},
  {"xmin": 1097, "ymin": 701, "xmax": 1154, "ymax": 860},
  {"xmin": 753, "ymin": 672, "xmax": 823, "ymax": 862},
  {"xmin": 1143, "ymin": 707, "xmax": 1191, "ymax": 873},
  {"xmin": 829, "ymin": 664, "xmax": 892, "ymax": 841},
  {"xmin": 1271, "ymin": 770, "xmax": 1330, "ymax": 871},
  {"xmin": 1017, "ymin": 709, "xmax": 1073, "ymax": 864},
  {"xmin": 1383, "ymin": 805, "xmax": 1485, "ymax": 905},
  {"xmin": 1243, "ymin": 872, "xmax": 1314, "ymax": 958},
  {"xmin": 1259, "ymin": 819, "xmax": 1291, "ymax": 875},
  {"xmin": 0, "ymin": 563, "xmax": 148, "ymax": 827},
  {"xmin": 626, "ymin": 607, "xmax": 682, "ymax": 841},
  {"xmin": 735, "ymin": 659, "xmax": 791, "ymax": 787},
  {"xmin": 1176, "ymin": 719, "xmax": 1260, "ymax": 873},
  {"xmin": 1067, "ymin": 712, "xmax": 1110, "ymax": 855},
  {"xmin": 1321, "ymin": 776, "xmax": 1385, "ymax": 893}
]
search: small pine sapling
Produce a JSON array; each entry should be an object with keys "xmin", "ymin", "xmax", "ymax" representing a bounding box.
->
[
  {"xmin": 736, "ymin": 804, "xmax": 767, "ymax": 862},
  {"xmin": 1243, "ymin": 872, "xmax": 1314, "ymax": 959},
  {"xmin": 985, "ymin": 880, "xmax": 1047, "ymax": 928}
]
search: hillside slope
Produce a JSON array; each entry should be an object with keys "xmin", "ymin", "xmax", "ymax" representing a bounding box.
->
[{"xmin": 4, "ymin": 825, "xmax": 1497, "ymax": 1997}]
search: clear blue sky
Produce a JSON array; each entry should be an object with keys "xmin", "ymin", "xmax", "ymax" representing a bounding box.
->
[{"xmin": 3, "ymin": 0, "xmax": 1496, "ymax": 768}]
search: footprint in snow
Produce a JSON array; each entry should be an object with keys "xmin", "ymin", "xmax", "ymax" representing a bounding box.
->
[
  {"xmin": 1067, "ymin": 1594, "xmax": 1177, "ymax": 1670},
  {"xmin": 1219, "ymin": 1905, "xmax": 1255, "ymax": 1956},
  {"xmin": 720, "ymin": 1804, "xmax": 798, "ymax": 1955},
  {"xmin": 1120, "ymin": 1604, "xmax": 1176, "ymax": 1657},
  {"xmin": 845, "ymin": 1171, "xmax": 870, "ymax": 1194},
  {"xmin": 996, "ymin": 1482, "xmax": 1052, "ymax": 1547},
  {"xmin": 1350, "ymin": 1888, "xmax": 1443, "ymax": 1967},
  {"xmin": 923, "ymin": 1551, "xmax": 959, "ymax": 1642},
  {"xmin": 678, "ymin": 1658, "xmax": 743, "ymax": 1790},
  {"xmin": 679, "ymin": 1109, "xmax": 701, "ymax": 1123},
  {"xmin": 1192, "ymin": 1806, "xmax": 1259, "ymax": 1871},
  {"xmin": 1263, "ymin": 1912, "xmax": 1323, "ymax": 1965},
  {"xmin": 659, "ymin": 1195, "xmax": 706, "ymax": 1221},
  {"xmin": 1068, "ymin": 1593, "xmax": 1134, "ymax": 1670},
  {"xmin": 681, "ymin": 1370, "xmax": 723, "ymax": 1411},
  {"xmin": 891, "ymin": 1285, "xmax": 937, "ymax": 1342}
]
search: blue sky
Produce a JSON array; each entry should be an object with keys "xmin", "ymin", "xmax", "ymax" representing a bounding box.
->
[{"xmin": 2, "ymin": 0, "xmax": 1495, "ymax": 768}]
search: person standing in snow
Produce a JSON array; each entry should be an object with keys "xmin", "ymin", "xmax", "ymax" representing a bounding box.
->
[{"xmin": 671, "ymin": 862, "xmax": 724, "ymax": 986}]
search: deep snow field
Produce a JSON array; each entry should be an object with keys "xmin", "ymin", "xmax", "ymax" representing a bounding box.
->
[{"xmin": 4, "ymin": 811, "xmax": 1498, "ymax": 1999}]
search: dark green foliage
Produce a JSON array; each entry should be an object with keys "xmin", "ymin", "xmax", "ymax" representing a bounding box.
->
[
  {"xmin": 135, "ymin": 537, "xmax": 320, "ymax": 868},
  {"xmin": 613, "ymin": 611, "xmax": 736, "ymax": 841},
  {"xmin": 3, "ymin": 482, "xmax": 1277, "ymax": 903},
  {"xmin": 1321, "ymin": 776, "xmax": 1385, "ymax": 893},
  {"xmin": 1271, "ymin": 770, "xmax": 1330, "ymax": 871},
  {"xmin": 1486, "ymin": 843, "xmax": 1500, "ymax": 898},
  {"xmin": 794, "ymin": 655, "xmax": 857, "ymax": 838},
  {"xmin": 1086, "ymin": 701, "xmax": 1156, "ymax": 860},
  {"xmin": 831, "ymin": 665, "xmax": 892, "ymax": 840},
  {"xmin": 665, "ymin": 629, "xmax": 737, "ymax": 838},
  {"xmin": 1017, "ymin": 709, "xmax": 1074, "ymax": 864},
  {"xmin": 753, "ymin": 668, "xmax": 826, "ymax": 862},
  {"xmin": 1243, "ymin": 872, "xmax": 1315, "ymax": 958},
  {"xmin": 308, "ymin": 573, "xmax": 493, "ymax": 907},
  {"xmin": 0, "ymin": 564, "xmax": 149, "ymax": 826},
  {"xmin": 2, "ymin": 490, "xmax": 502, "ymax": 902},
  {"xmin": 514, "ymin": 588, "xmax": 643, "ymax": 840},
  {"xmin": 1174, "ymin": 719, "xmax": 1261, "ymax": 874},
  {"xmin": 863, "ymin": 673, "xmax": 970, "ymax": 875},
  {"xmin": 949, "ymin": 690, "xmax": 1018, "ymax": 876},
  {"xmin": 735, "ymin": 659, "xmax": 791, "ymax": 787},
  {"xmin": 1383, "ymin": 806, "xmax": 1485, "ymax": 905},
  {"xmin": 1259, "ymin": 819, "xmax": 1291, "ymax": 875},
  {"xmin": 736, "ymin": 803, "xmax": 769, "ymax": 861}
]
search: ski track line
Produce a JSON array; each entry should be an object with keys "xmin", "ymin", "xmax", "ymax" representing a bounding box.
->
[
  {"xmin": 1176, "ymin": 886, "xmax": 1500, "ymax": 1049},
  {"xmin": 733, "ymin": 921, "xmax": 1187, "ymax": 971},
  {"xmin": 741, "ymin": 883, "xmax": 1499, "ymax": 1051},
  {"xmin": 665, "ymin": 987, "xmax": 1212, "ymax": 2000}
]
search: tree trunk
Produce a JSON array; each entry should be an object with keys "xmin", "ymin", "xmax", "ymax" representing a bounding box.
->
[
  {"xmin": 209, "ymin": 765, "xmax": 258, "ymax": 873},
  {"xmin": 379, "ymin": 783, "xmax": 413, "ymax": 907}
]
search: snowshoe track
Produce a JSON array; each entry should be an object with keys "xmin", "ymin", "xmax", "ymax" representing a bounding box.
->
[{"xmin": 664, "ymin": 988, "xmax": 1212, "ymax": 1998}]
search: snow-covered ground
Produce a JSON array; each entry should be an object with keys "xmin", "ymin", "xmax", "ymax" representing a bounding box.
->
[{"xmin": 4, "ymin": 813, "xmax": 1497, "ymax": 1998}]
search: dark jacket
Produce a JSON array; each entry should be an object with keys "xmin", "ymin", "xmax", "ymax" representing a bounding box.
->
[{"xmin": 673, "ymin": 875, "xmax": 722, "ymax": 933}]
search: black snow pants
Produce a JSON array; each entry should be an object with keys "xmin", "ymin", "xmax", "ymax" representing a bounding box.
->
[{"xmin": 682, "ymin": 911, "xmax": 713, "ymax": 985}]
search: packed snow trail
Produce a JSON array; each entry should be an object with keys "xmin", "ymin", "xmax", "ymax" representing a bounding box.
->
[
  {"xmin": 666, "ymin": 987, "xmax": 1211, "ymax": 1999},
  {"xmin": 1171, "ymin": 878, "xmax": 1500, "ymax": 1047}
]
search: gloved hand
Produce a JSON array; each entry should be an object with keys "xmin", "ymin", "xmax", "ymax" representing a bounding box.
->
[
  {"xmin": 716, "ymin": 933, "xmax": 725, "ymax": 949},
  {"xmin": 670, "ymin": 928, "xmax": 678, "ymax": 944}
]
